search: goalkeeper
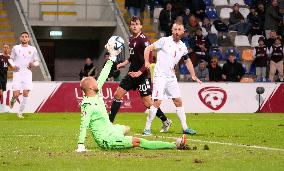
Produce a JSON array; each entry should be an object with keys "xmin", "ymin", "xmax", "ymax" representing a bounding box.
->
[{"xmin": 76, "ymin": 39, "xmax": 187, "ymax": 152}]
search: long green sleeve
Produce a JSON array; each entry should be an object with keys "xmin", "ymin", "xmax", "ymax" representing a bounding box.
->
[
  {"xmin": 78, "ymin": 103, "xmax": 92, "ymax": 144},
  {"xmin": 97, "ymin": 60, "xmax": 114, "ymax": 91}
]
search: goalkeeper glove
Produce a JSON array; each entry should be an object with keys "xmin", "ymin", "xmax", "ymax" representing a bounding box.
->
[{"xmin": 75, "ymin": 144, "xmax": 86, "ymax": 153}]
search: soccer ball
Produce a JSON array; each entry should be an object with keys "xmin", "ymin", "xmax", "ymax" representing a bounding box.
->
[{"xmin": 107, "ymin": 36, "xmax": 125, "ymax": 52}]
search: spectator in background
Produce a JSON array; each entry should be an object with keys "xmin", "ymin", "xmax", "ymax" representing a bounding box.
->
[
  {"xmin": 192, "ymin": 60, "xmax": 209, "ymax": 82},
  {"xmin": 104, "ymin": 52, "xmax": 121, "ymax": 82},
  {"xmin": 264, "ymin": 0, "xmax": 282, "ymax": 38},
  {"xmin": 266, "ymin": 30, "xmax": 278, "ymax": 48},
  {"xmin": 79, "ymin": 57, "xmax": 97, "ymax": 80},
  {"xmin": 222, "ymin": 53, "xmax": 245, "ymax": 82},
  {"xmin": 253, "ymin": 37, "xmax": 268, "ymax": 82},
  {"xmin": 201, "ymin": 17, "xmax": 218, "ymax": 46},
  {"xmin": 268, "ymin": 37, "xmax": 284, "ymax": 82},
  {"xmin": 208, "ymin": 56, "xmax": 223, "ymax": 82},
  {"xmin": 191, "ymin": 28, "xmax": 210, "ymax": 63},
  {"xmin": 182, "ymin": 8, "xmax": 191, "ymax": 26},
  {"xmin": 178, "ymin": 60, "xmax": 190, "ymax": 81},
  {"xmin": 186, "ymin": 15, "xmax": 201, "ymax": 38},
  {"xmin": 185, "ymin": 0, "xmax": 206, "ymax": 21},
  {"xmin": 159, "ymin": 2, "xmax": 176, "ymax": 36},
  {"xmin": 175, "ymin": 16, "xmax": 184, "ymax": 25},
  {"xmin": 229, "ymin": 3, "xmax": 250, "ymax": 35},
  {"xmin": 125, "ymin": 0, "xmax": 143, "ymax": 17},
  {"xmin": 247, "ymin": 6, "xmax": 263, "ymax": 36},
  {"xmin": 257, "ymin": 2, "xmax": 266, "ymax": 31}
]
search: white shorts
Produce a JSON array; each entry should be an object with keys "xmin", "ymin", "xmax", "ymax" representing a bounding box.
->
[
  {"xmin": 12, "ymin": 70, "xmax": 33, "ymax": 91},
  {"xmin": 152, "ymin": 76, "xmax": 181, "ymax": 100}
]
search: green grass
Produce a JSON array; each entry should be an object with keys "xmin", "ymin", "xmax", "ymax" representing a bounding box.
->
[{"xmin": 0, "ymin": 113, "xmax": 284, "ymax": 171}]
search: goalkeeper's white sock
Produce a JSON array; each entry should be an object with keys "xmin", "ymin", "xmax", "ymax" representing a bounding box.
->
[
  {"xmin": 19, "ymin": 96, "xmax": 28, "ymax": 113},
  {"xmin": 176, "ymin": 106, "xmax": 188, "ymax": 130},
  {"xmin": 144, "ymin": 105, "xmax": 158, "ymax": 130}
]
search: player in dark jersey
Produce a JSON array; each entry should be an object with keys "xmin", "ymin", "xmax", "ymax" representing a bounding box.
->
[
  {"xmin": 0, "ymin": 44, "xmax": 11, "ymax": 112},
  {"xmin": 109, "ymin": 16, "xmax": 172, "ymax": 135}
]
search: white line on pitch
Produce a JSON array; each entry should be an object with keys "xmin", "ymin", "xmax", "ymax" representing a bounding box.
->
[
  {"xmin": 1, "ymin": 134, "xmax": 42, "ymax": 137},
  {"xmin": 134, "ymin": 134, "xmax": 284, "ymax": 152}
]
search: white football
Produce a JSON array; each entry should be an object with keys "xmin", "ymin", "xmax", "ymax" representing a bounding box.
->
[{"xmin": 108, "ymin": 36, "xmax": 125, "ymax": 51}]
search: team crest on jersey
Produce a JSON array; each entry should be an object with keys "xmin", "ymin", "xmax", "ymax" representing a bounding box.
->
[
  {"xmin": 144, "ymin": 41, "xmax": 149, "ymax": 47},
  {"xmin": 28, "ymin": 51, "xmax": 31, "ymax": 55},
  {"xmin": 134, "ymin": 42, "xmax": 136, "ymax": 47},
  {"xmin": 179, "ymin": 48, "xmax": 182, "ymax": 51}
]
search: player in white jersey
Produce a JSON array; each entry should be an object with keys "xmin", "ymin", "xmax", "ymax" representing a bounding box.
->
[
  {"xmin": 143, "ymin": 23, "xmax": 202, "ymax": 135},
  {"xmin": 9, "ymin": 32, "xmax": 39, "ymax": 118}
]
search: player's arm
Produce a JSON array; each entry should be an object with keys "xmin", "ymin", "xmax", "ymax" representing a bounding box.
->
[
  {"xmin": 184, "ymin": 55, "xmax": 202, "ymax": 83},
  {"xmin": 97, "ymin": 60, "xmax": 114, "ymax": 91},
  {"xmin": 117, "ymin": 59, "xmax": 129, "ymax": 69},
  {"xmin": 9, "ymin": 47, "xmax": 19, "ymax": 71},
  {"xmin": 28, "ymin": 49, "xmax": 40, "ymax": 69},
  {"xmin": 144, "ymin": 44, "xmax": 156, "ymax": 69},
  {"xmin": 76, "ymin": 103, "xmax": 92, "ymax": 152}
]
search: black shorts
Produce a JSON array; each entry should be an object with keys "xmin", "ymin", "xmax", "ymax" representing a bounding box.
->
[
  {"xmin": 119, "ymin": 75, "xmax": 151, "ymax": 97},
  {"xmin": 0, "ymin": 81, "xmax": 7, "ymax": 91}
]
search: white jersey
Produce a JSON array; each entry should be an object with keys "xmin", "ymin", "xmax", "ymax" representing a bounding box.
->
[
  {"xmin": 11, "ymin": 44, "xmax": 39, "ymax": 71},
  {"xmin": 153, "ymin": 36, "xmax": 188, "ymax": 77}
]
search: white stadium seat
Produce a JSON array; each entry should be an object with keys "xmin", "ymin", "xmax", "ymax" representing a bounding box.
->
[
  {"xmin": 220, "ymin": 8, "xmax": 233, "ymax": 19},
  {"xmin": 251, "ymin": 35, "xmax": 264, "ymax": 47},
  {"xmin": 229, "ymin": 0, "xmax": 245, "ymax": 6},
  {"xmin": 239, "ymin": 8, "xmax": 250, "ymax": 18},
  {"xmin": 213, "ymin": 0, "xmax": 228, "ymax": 6},
  {"xmin": 234, "ymin": 35, "xmax": 251, "ymax": 47},
  {"xmin": 153, "ymin": 7, "xmax": 163, "ymax": 19}
]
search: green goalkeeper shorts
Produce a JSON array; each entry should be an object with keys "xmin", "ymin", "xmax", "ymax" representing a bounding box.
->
[{"xmin": 97, "ymin": 124, "xmax": 133, "ymax": 149}]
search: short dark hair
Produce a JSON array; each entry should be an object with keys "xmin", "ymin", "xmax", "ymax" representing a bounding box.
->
[
  {"xmin": 129, "ymin": 16, "xmax": 143, "ymax": 25},
  {"xmin": 20, "ymin": 31, "xmax": 29, "ymax": 36}
]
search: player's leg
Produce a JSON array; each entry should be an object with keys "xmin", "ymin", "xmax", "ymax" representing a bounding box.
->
[
  {"xmin": 10, "ymin": 73, "xmax": 21, "ymax": 109},
  {"xmin": 0, "ymin": 82, "xmax": 8, "ymax": 112},
  {"xmin": 18, "ymin": 72, "xmax": 32, "ymax": 117},
  {"xmin": 167, "ymin": 78, "xmax": 196, "ymax": 135},
  {"xmin": 132, "ymin": 134, "xmax": 187, "ymax": 150},
  {"xmin": 18, "ymin": 90, "xmax": 29, "ymax": 116},
  {"xmin": 109, "ymin": 87, "xmax": 127, "ymax": 122},
  {"xmin": 139, "ymin": 77, "xmax": 170, "ymax": 125},
  {"xmin": 113, "ymin": 124, "xmax": 131, "ymax": 135},
  {"xmin": 109, "ymin": 76, "xmax": 133, "ymax": 122}
]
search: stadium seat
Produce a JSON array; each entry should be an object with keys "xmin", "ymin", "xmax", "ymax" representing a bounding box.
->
[
  {"xmin": 153, "ymin": 7, "xmax": 163, "ymax": 20},
  {"xmin": 220, "ymin": 8, "xmax": 233, "ymax": 19},
  {"xmin": 244, "ymin": 0, "xmax": 253, "ymax": 6},
  {"xmin": 204, "ymin": 0, "xmax": 213, "ymax": 6},
  {"xmin": 234, "ymin": 35, "xmax": 250, "ymax": 47},
  {"xmin": 229, "ymin": 0, "xmax": 245, "ymax": 6},
  {"xmin": 242, "ymin": 48, "xmax": 253, "ymax": 61},
  {"xmin": 213, "ymin": 0, "xmax": 228, "ymax": 6},
  {"xmin": 239, "ymin": 8, "xmax": 250, "ymax": 18},
  {"xmin": 251, "ymin": 35, "xmax": 264, "ymax": 47},
  {"xmin": 205, "ymin": 7, "xmax": 219, "ymax": 20},
  {"xmin": 209, "ymin": 48, "xmax": 224, "ymax": 60},
  {"xmin": 224, "ymin": 47, "xmax": 241, "ymax": 60}
]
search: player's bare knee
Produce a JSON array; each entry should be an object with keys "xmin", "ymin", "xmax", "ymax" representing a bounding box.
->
[
  {"xmin": 173, "ymin": 98, "xmax": 182, "ymax": 107},
  {"xmin": 142, "ymin": 98, "xmax": 152, "ymax": 108},
  {"xmin": 132, "ymin": 137, "xmax": 140, "ymax": 147},
  {"xmin": 153, "ymin": 100, "xmax": 161, "ymax": 108},
  {"xmin": 114, "ymin": 88, "xmax": 126, "ymax": 100}
]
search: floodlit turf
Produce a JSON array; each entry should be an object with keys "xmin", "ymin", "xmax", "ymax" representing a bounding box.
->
[{"xmin": 0, "ymin": 113, "xmax": 284, "ymax": 171}]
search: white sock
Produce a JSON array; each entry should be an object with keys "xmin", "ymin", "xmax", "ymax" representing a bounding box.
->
[
  {"xmin": 176, "ymin": 106, "xmax": 188, "ymax": 131},
  {"xmin": 144, "ymin": 105, "xmax": 158, "ymax": 130},
  {"xmin": 19, "ymin": 97, "xmax": 28, "ymax": 113}
]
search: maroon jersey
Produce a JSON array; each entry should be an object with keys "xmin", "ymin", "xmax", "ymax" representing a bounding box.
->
[
  {"xmin": 0, "ymin": 54, "xmax": 9, "ymax": 82},
  {"xmin": 271, "ymin": 45, "xmax": 283, "ymax": 63},
  {"xmin": 254, "ymin": 46, "xmax": 268, "ymax": 67},
  {"xmin": 128, "ymin": 33, "xmax": 150, "ymax": 76}
]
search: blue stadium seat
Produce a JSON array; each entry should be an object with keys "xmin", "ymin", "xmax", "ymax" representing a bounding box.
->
[
  {"xmin": 224, "ymin": 47, "xmax": 241, "ymax": 61},
  {"xmin": 244, "ymin": 0, "xmax": 252, "ymax": 6},
  {"xmin": 209, "ymin": 48, "xmax": 224, "ymax": 61},
  {"xmin": 205, "ymin": 7, "xmax": 219, "ymax": 20},
  {"xmin": 248, "ymin": 63, "xmax": 256, "ymax": 75},
  {"xmin": 204, "ymin": 0, "xmax": 213, "ymax": 6}
]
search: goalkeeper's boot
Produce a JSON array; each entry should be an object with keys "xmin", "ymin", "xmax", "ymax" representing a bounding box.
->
[
  {"xmin": 9, "ymin": 97, "xmax": 16, "ymax": 109},
  {"xmin": 17, "ymin": 112, "xmax": 24, "ymax": 119},
  {"xmin": 160, "ymin": 119, "xmax": 172, "ymax": 133},
  {"xmin": 176, "ymin": 134, "xmax": 188, "ymax": 150},
  {"xmin": 142, "ymin": 129, "xmax": 152, "ymax": 136},
  {"xmin": 183, "ymin": 128, "xmax": 197, "ymax": 135}
]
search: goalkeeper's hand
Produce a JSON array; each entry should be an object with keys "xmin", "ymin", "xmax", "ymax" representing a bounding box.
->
[
  {"xmin": 105, "ymin": 43, "xmax": 122, "ymax": 62},
  {"xmin": 75, "ymin": 144, "xmax": 86, "ymax": 153}
]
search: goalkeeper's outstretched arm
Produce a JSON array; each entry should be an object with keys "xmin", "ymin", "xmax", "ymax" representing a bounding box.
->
[{"xmin": 97, "ymin": 60, "xmax": 114, "ymax": 91}]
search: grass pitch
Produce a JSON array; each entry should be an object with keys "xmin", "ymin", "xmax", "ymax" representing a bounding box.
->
[{"xmin": 0, "ymin": 113, "xmax": 283, "ymax": 171}]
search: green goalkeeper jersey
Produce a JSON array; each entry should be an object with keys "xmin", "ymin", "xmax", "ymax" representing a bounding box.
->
[{"xmin": 78, "ymin": 60, "xmax": 115, "ymax": 145}]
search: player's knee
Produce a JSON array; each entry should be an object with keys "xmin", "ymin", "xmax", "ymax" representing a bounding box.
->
[
  {"xmin": 173, "ymin": 98, "xmax": 182, "ymax": 107},
  {"xmin": 132, "ymin": 137, "xmax": 140, "ymax": 147},
  {"xmin": 153, "ymin": 100, "xmax": 161, "ymax": 108}
]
